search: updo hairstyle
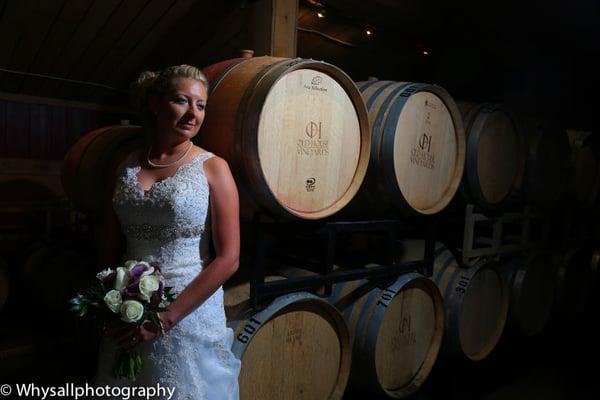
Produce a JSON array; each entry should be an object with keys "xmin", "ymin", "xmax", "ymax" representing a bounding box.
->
[{"xmin": 130, "ymin": 64, "xmax": 209, "ymax": 126}]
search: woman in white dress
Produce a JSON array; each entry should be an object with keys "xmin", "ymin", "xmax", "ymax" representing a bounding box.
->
[{"xmin": 94, "ymin": 65, "xmax": 241, "ymax": 399}]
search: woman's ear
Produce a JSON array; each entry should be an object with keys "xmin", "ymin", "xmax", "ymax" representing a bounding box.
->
[{"xmin": 148, "ymin": 94, "xmax": 159, "ymax": 116}]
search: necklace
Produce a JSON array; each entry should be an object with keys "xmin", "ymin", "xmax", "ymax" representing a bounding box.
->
[{"xmin": 147, "ymin": 141, "xmax": 193, "ymax": 168}]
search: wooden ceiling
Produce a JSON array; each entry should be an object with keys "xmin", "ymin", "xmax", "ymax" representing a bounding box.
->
[
  {"xmin": 0, "ymin": 0, "xmax": 598, "ymax": 129},
  {"xmin": 0, "ymin": 0, "xmax": 249, "ymax": 107}
]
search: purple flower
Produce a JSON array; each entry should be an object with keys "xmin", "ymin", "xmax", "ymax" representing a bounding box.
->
[
  {"xmin": 130, "ymin": 263, "xmax": 151, "ymax": 281},
  {"xmin": 150, "ymin": 281, "xmax": 164, "ymax": 305},
  {"xmin": 124, "ymin": 281, "xmax": 140, "ymax": 299}
]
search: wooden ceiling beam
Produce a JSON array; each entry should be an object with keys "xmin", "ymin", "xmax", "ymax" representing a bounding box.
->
[{"xmin": 246, "ymin": 0, "xmax": 298, "ymax": 57}]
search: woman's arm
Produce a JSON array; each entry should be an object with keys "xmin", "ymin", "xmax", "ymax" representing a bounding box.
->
[{"xmin": 159, "ymin": 155, "xmax": 240, "ymax": 331}]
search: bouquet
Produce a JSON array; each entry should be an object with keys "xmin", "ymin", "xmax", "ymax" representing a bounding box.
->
[{"xmin": 69, "ymin": 260, "xmax": 176, "ymax": 381}]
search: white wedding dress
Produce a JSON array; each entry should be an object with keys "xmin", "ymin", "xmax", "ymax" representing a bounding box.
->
[{"xmin": 94, "ymin": 150, "xmax": 241, "ymax": 400}]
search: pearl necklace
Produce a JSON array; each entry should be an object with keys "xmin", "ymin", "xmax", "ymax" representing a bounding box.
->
[{"xmin": 147, "ymin": 141, "xmax": 193, "ymax": 168}]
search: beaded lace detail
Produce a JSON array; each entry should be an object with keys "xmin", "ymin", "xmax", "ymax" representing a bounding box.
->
[
  {"xmin": 94, "ymin": 150, "xmax": 241, "ymax": 400},
  {"xmin": 122, "ymin": 222, "xmax": 205, "ymax": 241}
]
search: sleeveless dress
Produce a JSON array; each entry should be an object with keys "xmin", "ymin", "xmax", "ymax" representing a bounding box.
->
[{"xmin": 93, "ymin": 150, "xmax": 241, "ymax": 400}]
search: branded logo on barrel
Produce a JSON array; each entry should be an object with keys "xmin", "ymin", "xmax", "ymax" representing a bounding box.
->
[
  {"xmin": 298, "ymin": 121, "xmax": 329, "ymax": 156},
  {"xmin": 305, "ymin": 177, "xmax": 316, "ymax": 192},
  {"xmin": 418, "ymin": 133, "xmax": 432, "ymax": 153},
  {"xmin": 411, "ymin": 133, "xmax": 435, "ymax": 170},
  {"xmin": 392, "ymin": 315, "xmax": 417, "ymax": 348},
  {"xmin": 303, "ymin": 75, "xmax": 328, "ymax": 92}
]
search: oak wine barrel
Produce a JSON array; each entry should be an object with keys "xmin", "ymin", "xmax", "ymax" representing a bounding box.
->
[
  {"xmin": 555, "ymin": 247, "xmax": 593, "ymax": 315},
  {"xmin": 225, "ymin": 284, "xmax": 351, "ymax": 400},
  {"xmin": 0, "ymin": 158, "xmax": 64, "ymax": 198},
  {"xmin": 351, "ymin": 79, "xmax": 465, "ymax": 215},
  {"xmin": 501, "ymin": 253, "xmax": 555, "ymax": 336},
  {"xmin": 588, "ymin": 250, "xmax": 600, "ymax": 308},
  {"xmin": 567, "ymin": 130, "xmax": 600, "ymax": 207},
  {"xmin": 21, "ymin": 242, "xmax": 91, "ymax": 311},
  {"xmin": 399, "ymin": 240, "xmax": 508, "ymax": 359},
  {"xmin": 457, "ymin": 102, "xmax": 526, "ymax": 210},
  {"xmin": 200, "ymin": 56, "xmax": 370, "ymax": 220},
  {"xmin": 62, "ymin": 125, "xmax": 143, "ymax": 218},
  {"xmin": 329, "ymin": 272, "xmax": 443, "ymax": 398},
  {"xmin": 519, "ymin": 120, "xmax": 571, "ymax": 210},
  {"xmin": 432, "ymin": 244, "xmax": 507, "ymax": 360}
]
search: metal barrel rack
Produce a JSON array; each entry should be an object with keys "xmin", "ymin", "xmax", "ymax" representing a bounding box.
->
[
  {"xmin": 242, "ymin": 216, "xmax": 438, "ymax": 309},
  {"xmin": 459, "ymin": 203, "xmax": 594, "ymax": 266}
]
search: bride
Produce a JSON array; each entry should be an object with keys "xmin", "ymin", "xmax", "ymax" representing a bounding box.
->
[{"xmin": 93, "ymin": 65, "xmax": 241, "ymax": 399}]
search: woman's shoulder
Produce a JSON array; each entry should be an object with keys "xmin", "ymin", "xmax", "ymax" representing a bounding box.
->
[
  {"xmin": 193, "ymin": 146, "xmax": 224, "ymax": 166},
  {"xmin": 194, "ymin": 147, "xmax": 233, "ymax": 182}
]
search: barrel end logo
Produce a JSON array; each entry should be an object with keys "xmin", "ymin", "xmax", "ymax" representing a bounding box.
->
[
  {"xmin": 297, "ymin": 121, "xmax": 329, "ymax": 157},
  {"xmin": 304, "ymin": 75, "xmax": 328, "ymax": 93},
  {"xmin": 306, "ymin": 177, "xmax": 316, "ymax": 192},
  {"xmin": 410, "ymin": 133, "xmax": 435, "ymax": 170}
]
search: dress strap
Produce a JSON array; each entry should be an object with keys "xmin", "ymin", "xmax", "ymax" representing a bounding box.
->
[{"xmin": 197, "ymin": 151, "xmax": 216, "ymax": 164}]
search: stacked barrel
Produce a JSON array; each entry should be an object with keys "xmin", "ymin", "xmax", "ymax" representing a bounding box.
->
[
  {"xmin": 457, "ymin": 102, "xmax": 526, "ymax": 210},
  {"xmin": 61, "ymin": 125, "xmax": 143, "ymax": 220},
  {"xmin": 225, "ymin": 280, "xmax": 352, "ymax": 400},
  {"xmin": 57, "ymin": 52, "xmax": 600, "ymax": 400},
  {"xmin": 200, "ymin": 56, "xmax": 371, "ymax": 220},
  {"xmin": 328, "ymin": 271, "xmax": 444, "ymax": 398},
  {"xmin": 352, "ymin": 79, "xmax": 465, "ymax": 216}
]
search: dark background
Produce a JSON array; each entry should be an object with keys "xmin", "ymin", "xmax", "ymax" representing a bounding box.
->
[{"xmin": 0, "ymin": 1, "xmax": 599, "ymax": 399}]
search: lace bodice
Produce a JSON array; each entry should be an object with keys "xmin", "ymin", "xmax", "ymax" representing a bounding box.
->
[{"xmin": 112, "ymin": 150, "xmax": 214, "ymax": 291}]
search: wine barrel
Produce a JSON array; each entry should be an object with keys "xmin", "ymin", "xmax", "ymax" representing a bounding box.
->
[
  {"xmin": 457, "ymin": 103, "xmax": 526, "ymax": 209},
  {"xmin": 431, "ymin": 244, "xmax": 507, "ymax": 360},
  {"xmin": 351, "ymin": 79, "xmax": 465, "ymax": 215},
  {"xmin": 329, "ymin": 273, "xmax": 443, "ymax": 398},
  {"xmin": 0, "ymin": 257, "xmax": 9, "ymax": 310},
  {"xmin": 225, "ymin": 286, "xmax": 351, "ymax": 400},
  {"xmin": 588, "ymin": 249, "xmax": 600, "ymax": 308},
  {"xmin": 62, "ymin": 125, "xmax": 143, "ymax": 218},
  {"xmin": 555, "ymin": 247, "xmax": 593, "ymax": 315},
  {"xmin": 567, "ymin": 130, "xmax": 600, "ymax": 207},
  {"xmin": 501, "ymin": 253, "xmax": 555, "ymax": 336},
  {"xmin": 0, "ymin": 158, "xmax": 64, "ymax": 198},
  {"xmin": 21, "ymin": 242, "xmax": 91, "ymax": 311},
  {"xmin": 200, "ymin": 56, "xmax": 370, "ymax": 220},
  {"xmin": 520, "ymin": 120, "xmax": 571, "ymax": 210}
]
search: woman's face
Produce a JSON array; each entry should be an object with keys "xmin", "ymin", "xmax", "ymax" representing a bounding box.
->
[{"xmin": 151, "ymin": 78, "xmax": 207, "ymax": 142}]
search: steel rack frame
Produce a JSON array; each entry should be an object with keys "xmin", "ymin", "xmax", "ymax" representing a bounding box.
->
[{"xmin": 245, "ymin": 217, "xmax": 437, "ymax": 309}]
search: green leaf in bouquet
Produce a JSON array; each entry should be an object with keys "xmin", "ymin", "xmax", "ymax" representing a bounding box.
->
[
  {"xmin": 163, "ymin": 286, "xmax": 176, "ymax": 300},
  {"xmin": 68, "ymin": 294, "xmax": 91, "ymax": 317}
]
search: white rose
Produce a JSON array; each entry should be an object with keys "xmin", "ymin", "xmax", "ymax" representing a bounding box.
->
[
  {"xmin": 141, "ymin": 266, "xmax": 155, "ymax": 277},
  {"xmin": 138, "ymin": 275, "xmax": 160, "ymax": 301},
  {"xmin": 123, "ymin": 260, "xmax": 139, "ymax": 269},
  {"xmin": 114, "ymin": 267, "xmax": 130, "ymax": 291},
  {"xmin": 103, "ymin": 290, "xmax": 122, "ymax": 314},
  {"xmin": 120, "ymin": 300, "xmax": 144, "ymax": 323},
  {"xmin": 96, "ymin": 268, "xmax": 114, "ymax": 281}
]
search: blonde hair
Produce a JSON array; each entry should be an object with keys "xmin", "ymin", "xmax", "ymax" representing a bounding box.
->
[{"xmin": 130, "ymin": 64, "xmax": 209, "ymax": 125}]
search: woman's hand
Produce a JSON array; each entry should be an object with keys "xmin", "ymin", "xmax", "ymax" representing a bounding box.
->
[{"xmin": 105, "ymin": 315, "xmax": 166, "ymax": 351}]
